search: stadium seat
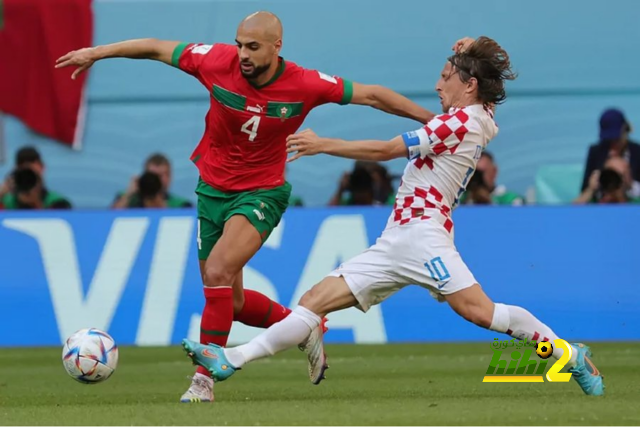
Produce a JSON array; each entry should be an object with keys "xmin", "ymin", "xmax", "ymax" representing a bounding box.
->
[{"xmin": 534, "ymin": 164, "xmax": 584, "ymax": 204}]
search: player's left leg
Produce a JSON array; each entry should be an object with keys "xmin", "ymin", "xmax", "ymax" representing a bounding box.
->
[
  {"xmin": 233, "ymin": 279, "xmax": 292, "ymax": 328},
  {"xmin": 232, "ymin": 283, "xmax": 332, "ymax": 382},
  {"xmin": 182, "ymin": 275, "xmax": 359, "ymax": 382},
  {"xmin": 444, "ymin": 284, "xmax": 605, "ymax": 396},
  {"xmin": 182, "ymin": 214, "xmax": 262, "ymax": 403},
  {"xmin": 221, "ymin": 183, "xmax": 329, "ymax": 382},
  {"xmin": 183, "ymin": 225, "xmax": 407, "ymax": 383}
]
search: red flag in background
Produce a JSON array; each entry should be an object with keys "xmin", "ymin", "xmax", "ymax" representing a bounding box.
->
[{"xmin": 0, "ymin": 0, "xmax": 93, "ymax": 148}]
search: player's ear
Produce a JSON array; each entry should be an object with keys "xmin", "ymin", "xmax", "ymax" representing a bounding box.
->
[
  {"xmin": 274, "ymin": 39, "xmax": 282, "ymax": 54},
  {"xmin": 466, "ymin": 77, "xmax": 478, "ymax": 95}
]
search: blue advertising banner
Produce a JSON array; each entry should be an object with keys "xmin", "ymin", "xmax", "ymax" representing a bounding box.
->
[{"xmin": 0, "ymin": 206, "xmax": 638, "ymax": 347}]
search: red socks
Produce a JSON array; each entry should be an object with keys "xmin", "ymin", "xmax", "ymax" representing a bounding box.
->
[
  {"xmin": 197, "ymin": 287, "xmax": 233, "ymax": 377},
  {"xmin": 234, "ymin": 289, "xmax": 292, "ymax": 327},
  {"xmin": 196, "ymin": 287, "xmax": 291, "ymax": 378}
]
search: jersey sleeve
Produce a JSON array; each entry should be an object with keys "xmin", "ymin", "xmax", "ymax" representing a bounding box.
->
[
  {"xmin": 171, "ymin": 42, "xmax": 224, "ymax": 78},
  {"xmin": 303, "ymin": 69, "xmax": 354, "ymax": 107},
  {"xmin": 401, "ymin": 110, "xmax": 473, "ymax": 159}
]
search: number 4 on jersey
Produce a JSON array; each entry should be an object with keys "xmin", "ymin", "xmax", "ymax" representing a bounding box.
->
[{"xmin": 241, "ymin": 115, "xmax": 261, "ymax": 142}]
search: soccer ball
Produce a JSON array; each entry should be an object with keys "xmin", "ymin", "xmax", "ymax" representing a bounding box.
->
[
  {"xmin": 62, "ymin": 328, "xmax": 119, "ymax": 384},
  {"xmin": 535, "ymin": 341, "xmax": 554, "ymax": 359}
]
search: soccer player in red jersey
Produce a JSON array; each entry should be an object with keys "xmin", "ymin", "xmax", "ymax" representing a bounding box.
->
[{"xmin": 56, "ymin": 11, "xmax": 435, "ymax": 402}]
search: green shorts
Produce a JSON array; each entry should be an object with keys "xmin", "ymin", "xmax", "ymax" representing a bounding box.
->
[{"xmin": 195, "ymin": 179, "xmax": 292, "ymax": 260}]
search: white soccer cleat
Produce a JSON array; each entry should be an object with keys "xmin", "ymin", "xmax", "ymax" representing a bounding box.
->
[
  {"xmin": 180, "ymin": 373, "xmax": 214, "ymax": 403},
  {"xmin": 299, "ymin": 318, "xmax": 329, "ymax": 385}
]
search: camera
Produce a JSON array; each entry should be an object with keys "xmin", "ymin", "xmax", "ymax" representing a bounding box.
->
[
  {"xmin": 12, "ymin": 168, "xmax": 40, "ymax": 194},
  {"xmin": 599, "ymin": 168, "xmax": 623, "ymax": 193},
  {"xmin": 138, "ymin": 171, "xmax": 163, "ymax": 200},
  {"xmin": 467, "ymin": 169, "xmax": 488, "ymax": 191}
]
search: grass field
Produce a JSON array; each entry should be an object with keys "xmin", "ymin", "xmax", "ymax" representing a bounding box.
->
[{"xmin": 1, "ymin": 342, "xmax": 639, "ymax": 425}]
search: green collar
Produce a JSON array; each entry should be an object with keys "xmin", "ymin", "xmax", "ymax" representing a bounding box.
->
[{"xmin": 249, "ymin": 58, "xmax": 285, "ymax": 89}]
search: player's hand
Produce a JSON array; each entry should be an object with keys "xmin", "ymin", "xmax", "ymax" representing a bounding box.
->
[
  {"xmin": 55, "ymin": 47, "xmax": 98, "ymax": 80},
  {"xmin": 286, "ymin": 129, "xmax": 323, "ymax": 162},
  {"xmin": 452, "ymin": 37, "xmax": 475, "ymax": 54}
]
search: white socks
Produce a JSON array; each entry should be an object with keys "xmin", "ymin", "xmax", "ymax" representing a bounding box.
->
[
  {"xmin": 490, "ymin": 303, "xmax": 577, "ymax": 367},
  {"xmin": 224, "ymin": 306, "xmax": 321, "ymax": 368},
  {"xmin": 223, "ymin": 302, "xmax": 579, "ymax": 370}
]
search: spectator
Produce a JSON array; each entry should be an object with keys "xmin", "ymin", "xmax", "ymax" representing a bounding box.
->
[
  {"xmin": 359, "ymin": 161, "xmax": 396, "ymax": 205},
  {"xmin": 0, "ymin": 146, "xmax": 72, "ymax": 209},
  {"xmin": 329, "ymin": 161, "xmax": 393, "ymax": 206},
  {"xmin": 581, "ymin": 108, "xmax": 640, "ymax": 198},
  {"xmin": 329, "ymin": 162, "xmax": 379, "ymax": 206},
  {"xmin": 464, "ymin": 169, "xmax": 493, "ymax": 205},
  {"xmin": 460, "ymin": 151, "xmax": 524, "ymax": 205},
  {"xmin": 574, "ymin": 155, "xmax": 640, "ymax": 204},
  {"xmin": 137, "ymin": 171, "xmax": 167, "ymax": 208},
  {"xmin": 113, "ymin": 153, "xmax": 192, "ymax": 209}
]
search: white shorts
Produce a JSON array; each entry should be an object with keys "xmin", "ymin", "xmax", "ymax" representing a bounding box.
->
[{"xmin": 327, "ymin": 222, "xmax": 477, "ymax": 312}]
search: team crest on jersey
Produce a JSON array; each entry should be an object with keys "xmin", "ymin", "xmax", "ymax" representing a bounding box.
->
[{"xmin": 278, "ymin": 104, "xmax": 292, "ymax": 121}]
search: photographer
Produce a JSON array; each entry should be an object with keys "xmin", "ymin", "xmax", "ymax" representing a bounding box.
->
[
  {"xmin": 0, "ymin": 147, "xmax": 72, "ymax": 210},
  {"xmin": 580, "ymin": 108, "xmax": 640, "ymax": 198},
  {"xmin": 137, "ymin": 171, "xmax": 167, "ymax": 209},
  {"xmin": 1, "ymin": 168, "xmax": 71, "ymax": 210},
  {"xmin": 328, "ymin": 163, "xmax": 377, "ymax": 206},
  {"xmin": 574, "ymin": 155, "xmax": 640, "ymax": 204},
  {"xmin": 112, "ymin": 153, "xmax": 192, "ymax": 209},
  {"xmin": 460, "ymin": 151, "xmax": 524, "ymax": 205},
  {"xmin": 329, "ymin": 161, "xmax": 393, "ymax": 206},
  {"xmin": 461, "ymin": 169, "xmax": 493, "ymax": 205}
]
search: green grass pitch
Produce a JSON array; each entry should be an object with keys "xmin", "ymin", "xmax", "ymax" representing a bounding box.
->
[{"xmin": 1, "ymin": 343, "xmax": 639, "ymax": 425}]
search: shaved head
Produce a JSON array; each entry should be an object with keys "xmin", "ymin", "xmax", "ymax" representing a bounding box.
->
[
  {"xmin": 235, "ymin": 11, "xmax": 284, "ymax": 80},
  {"xmin": 239, "ymin": 11, "xmax": 283, "ymax": 43}
]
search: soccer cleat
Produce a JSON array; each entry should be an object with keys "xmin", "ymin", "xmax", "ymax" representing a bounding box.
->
[
  {"xmin": 298, "ymin": 317, "xmax": 329, "ymax": 385},
  {"xmin": 182, "ymin": 339, "xmax": 238, "ymax": 382},
  {"xmin": 179, "ymin": 373, "xmax": 213, "ymax": 403},
  {"xmin": 569, "ymin": 343, "xmax": 605, "ymax": 396}
]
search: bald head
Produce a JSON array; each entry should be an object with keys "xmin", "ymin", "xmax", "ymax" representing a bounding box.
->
[
  {"xmin": 235, "ymin": 11, "xmax": 283, "ymax": 80},
  {"xmin": 238, "ymin": 11, "xmax": 283, "ymax": 43}
]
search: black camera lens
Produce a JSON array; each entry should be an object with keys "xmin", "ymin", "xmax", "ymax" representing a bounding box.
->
[{"xmin": 13, "ymin": 168, "xmax": 39, "ymax": 193}]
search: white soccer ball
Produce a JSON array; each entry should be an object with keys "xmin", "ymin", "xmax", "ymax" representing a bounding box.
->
[{"xmin": 62, "ymin": 328, "xmax": 119, "ymax": 384}]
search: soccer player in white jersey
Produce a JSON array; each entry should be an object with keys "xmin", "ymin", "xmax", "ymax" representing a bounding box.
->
[{"xmin": 181, "ymin": 36, "xmax": 605, "ymax": 396}]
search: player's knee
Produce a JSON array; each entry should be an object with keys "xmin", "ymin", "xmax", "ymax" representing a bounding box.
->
[
  {"xmin": 203, "ymin": 265, "xmax": 235, "ymax": 288},
  {"xmin": 298, "ymin": 287, "xmax": 319, "ymax": 310},
  {"xmin": 298, "ymin": 284, "xmax": 328, "ymax": 315}
]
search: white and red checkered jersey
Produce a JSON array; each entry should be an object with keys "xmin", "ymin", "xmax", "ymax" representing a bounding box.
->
[{"xmin": 386, "ymin": 104, "xmax": 498, "ymax": 233}]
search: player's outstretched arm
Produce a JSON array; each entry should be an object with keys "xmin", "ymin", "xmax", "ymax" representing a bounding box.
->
[
  {"xmin": 55, "ymin": 39, "xmax": 181, "ymax": 80},
  {"xmin": 350, "ymin": 83, "xmax": 435, "ymax": 124},
  {"xmin": 286, "ymin": 130, "xmax": 406, "ymax": 163}
]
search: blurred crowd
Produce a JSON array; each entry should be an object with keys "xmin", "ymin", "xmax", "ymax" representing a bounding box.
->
[{"xmin": 1, "ymin": 108, "xmax": 639, "ymax": 210}]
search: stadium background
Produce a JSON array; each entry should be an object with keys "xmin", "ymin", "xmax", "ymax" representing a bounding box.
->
[{"xmin": 0, "ymin": 0, "xmax": 638, "ymax": 347}]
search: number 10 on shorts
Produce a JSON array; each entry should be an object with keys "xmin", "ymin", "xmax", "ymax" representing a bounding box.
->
[{"xmin": 425, "ymin": 257, "xmax": 450, "ymax": 283}]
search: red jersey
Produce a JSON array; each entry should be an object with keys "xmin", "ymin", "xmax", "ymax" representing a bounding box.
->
[{"xmin": 172, "ymin": 42, "xmax": 353, "ymax": 192}]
